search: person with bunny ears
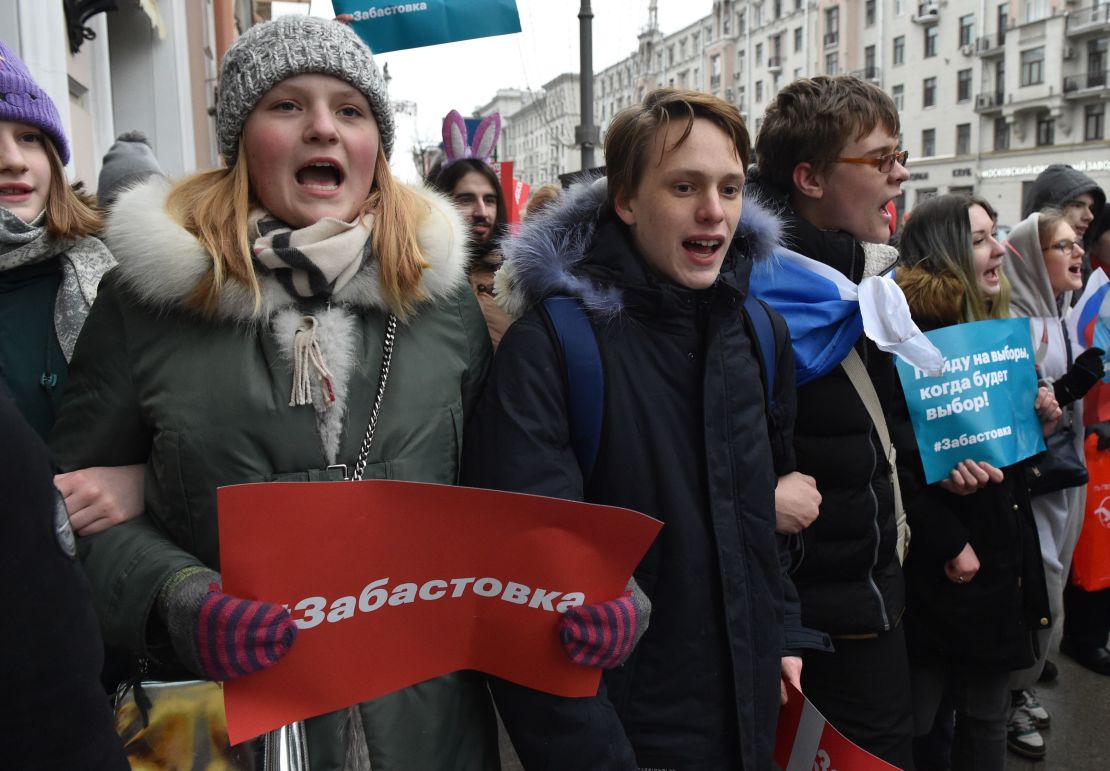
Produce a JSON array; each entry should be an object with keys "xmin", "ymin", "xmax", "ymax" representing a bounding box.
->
[{"xmin": 432, "ymin": 110, "xmax": 512, "ymax": 347}]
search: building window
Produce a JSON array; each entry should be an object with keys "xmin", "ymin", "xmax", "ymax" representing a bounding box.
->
[
  {"xmin": 922, "ymin": 128, "xmax": 936, "ymax": 157},
  {"xmin": 756, "ymin": 43, "xmax": 764, "ymax": 67},
  {"xmin": 794, "ymin": 26, "xmax": 803, "ymax": 51},
  {"xmin": 680, "ymin": 39, "xmax": 687, "ymax": 59},
  {"xmin": 866, "ymin": 0, "xmax": 876, "ymax": 26},
  {"xmin": 923, "ymin": 76, "xmax": 937, "ymax": 107},
  {"xmin": 1087, "ymin": 104, "xmax": 1106, "ymax": 141},
  {"xmin": 956, "ymin": 123, "xmax": 971, "ymax": 154},
  {"xmin": 1036, "ymin": 115, "xmax": 1054, "ymax": 146},
  {"xmin": 893, "ymin": 84, "xmax": 905, "ymax": 111},
  {"xmin": 825, "ymin": 6, "xmax": 839, "ymax": 46},
  {"xmin": 994, "ymin": 117, "xmax": 1010, "ymax": 151},
  {"xmin": 917, "ymin": 188, "xmax": 938, "ymax": 204},
  {"xmin": 1024, "ymin": 0, "xmax": 1047, "ymax": 22},
  {"xmin": 826, "ymin": 52, "xmax": 839, "ymax": 75},
  {"xmin": 1021, "ymin": 47, "xmax": 1045, "ymax": 86},
  {"xmin": 711, "ymin": 54, "xmax": 721, "ymax": 90},
  {"xmin": 893, "ymin": 36, "xmax": 905, "ymax": 66},
  {"xmin": 895, "ymin": 0, "xmax": 905, "ymax": 15},
  {"xmin": 865, "ymin": 45, "xmax": 877, "ymax": 78},
  {"xmin": 756, "ymin": 80, "xmax": 764, "ymax": 102},
  {"xmin": 959, "ymin": 14, "xmax": 975, "ymax": 47},
  {"xmin": 957, "ymin": 69, "xmax": 972, "ymax": 102},
  {"xmin": 925, "ymin": 26, "xmax": 938, "ymax": 58}
]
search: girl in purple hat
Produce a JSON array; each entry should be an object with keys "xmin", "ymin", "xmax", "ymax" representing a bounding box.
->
[{"xmin": 0, "ymin": 40, "xmax": 143, "ymax": 536}]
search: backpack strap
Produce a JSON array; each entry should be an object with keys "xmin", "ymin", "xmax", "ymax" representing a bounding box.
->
[
  {"xmin": 541, "ymin": 297, "xmax": 604, "ymax": 480},
  {"xmin": 743, "ymin": 295, "xmax": 777, "ymax": 415},
  {"xmin": 542, "ymin": 294, "xmax": 781, "ymax": 481}
]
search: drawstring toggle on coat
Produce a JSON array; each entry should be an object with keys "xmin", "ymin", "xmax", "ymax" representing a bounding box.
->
[{"xmin": 289, "ymin": 315, "xmax": 335, "ymax": 408}]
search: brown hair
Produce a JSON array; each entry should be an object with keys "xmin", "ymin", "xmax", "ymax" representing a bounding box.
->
[
  {"xmin": 899, "ymin": 193, "xmax": 1010, "ymax": 322},
  {"xmin": 525, "ymin": 183, "xmax": 561, "ymax": 218},
  {"xmin": 755, "ymin": 76, "xmax": 900, "ymax": 195},
  {"xmin": 1036, "ymin": 207, "xmax": 1069, "ymax": 248},
  {"xmin": 42, "ymin": 137, "xmax": 102, "ymax": 240},
  {"xmin": 604, "ymin": 88, "xmax": 751, "ymax": 210},
  {"xmin": 169, "ymin": 142, "xmax": 428, "ymax": 318}
]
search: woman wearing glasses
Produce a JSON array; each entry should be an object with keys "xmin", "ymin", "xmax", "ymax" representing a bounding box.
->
[
  {"xmin": 1003, "ymin": 207, "xmax": 1104, "ymax": 759},
  {"xmin": 893, "ymin": 194, "xmax": 1056, "ymax": 771}
]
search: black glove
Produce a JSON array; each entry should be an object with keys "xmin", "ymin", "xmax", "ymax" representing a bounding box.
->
[
  {"xmin": 1054, "ymin": 347, "xmax": 1104, "ymax": 408},
  {"xmin": 1089, "ymin": 423, "xmax": 1110, "ymax": 451}
]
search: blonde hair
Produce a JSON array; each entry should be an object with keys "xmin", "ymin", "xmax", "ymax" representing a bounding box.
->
[
  {"xmin": 166, "ymin": 143, "xmax": 428, "ymax": 318},
  {"xmin": 41, "ymin": 138, "xmax": 102, "ymax": 240}
]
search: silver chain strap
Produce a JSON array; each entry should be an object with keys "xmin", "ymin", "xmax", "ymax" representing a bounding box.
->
[{"xmin": 352, "ymin": 314, "xmax": 397, "ymax": 481}]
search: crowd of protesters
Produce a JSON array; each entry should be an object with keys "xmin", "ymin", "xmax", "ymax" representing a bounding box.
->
[{"xmin": 2, "ymin": 14, "xmax": 1108, "ymax": 771}]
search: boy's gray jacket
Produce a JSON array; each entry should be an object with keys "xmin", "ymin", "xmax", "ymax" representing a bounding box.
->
[
  {"xmin": 463, "ymin": 180, "xmax": 827, "ymax": 770},
  {"xmin": 50, "ymin": 177, "xmax": 497, "ymax": 771}
]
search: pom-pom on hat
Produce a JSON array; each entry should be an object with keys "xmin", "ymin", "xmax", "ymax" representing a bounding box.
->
[
  {"xmin": 0, "ymin": 40, "xmax": 69, "ymax": 164},
  {"xmin": 216, "ymin": 15, "xmax": 394, "ymax": 165}
]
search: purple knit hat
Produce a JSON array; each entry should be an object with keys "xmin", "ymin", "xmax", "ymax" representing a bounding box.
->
[{"xmin": 0, "ymin": 39, "xmax": 69, "ymax": 164}]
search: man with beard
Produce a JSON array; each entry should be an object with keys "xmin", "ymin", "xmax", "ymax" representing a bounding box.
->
[{"xmin": 433, "ymin": 158, "xmax": 512, "ymax": 346}]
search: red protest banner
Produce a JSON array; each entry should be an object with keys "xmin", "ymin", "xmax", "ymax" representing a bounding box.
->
[
  {"xmin": 217, "ymin": 480, "xmax": 661, "ymax": 745},
  {"xmin": 775, "ymin": 682, "xmax": 901, "ymax": 771}
]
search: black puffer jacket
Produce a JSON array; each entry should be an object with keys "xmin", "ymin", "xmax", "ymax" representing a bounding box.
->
[
  {"xmin": 894, "ymin": 267, "xmax": 1052, "ymax": 671},
  {"xmin": 462, "ymin": 181, "xmax": 824, "ymax": 770},
  {"xmin": 769, "ymin": 206, "xmax": 908, "ymax": 637}
]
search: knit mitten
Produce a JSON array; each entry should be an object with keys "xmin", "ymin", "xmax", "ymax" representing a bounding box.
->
[
  {"xmin": 158, "ymin": 567, "xmax": 297, "ymax": 681},
  {"xmin": 558, "ymin": 577, "xmax": 651, "ymax": 669}
]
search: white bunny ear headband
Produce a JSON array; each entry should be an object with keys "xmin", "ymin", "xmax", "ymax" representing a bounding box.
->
[{"xmin": 442, "ymin": 109, "xmax": 501, "ymax": 167}]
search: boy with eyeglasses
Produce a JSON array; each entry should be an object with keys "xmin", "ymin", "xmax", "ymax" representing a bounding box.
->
[{"xmin": 747, "ymin": 75, "xmax": 941, "ymax": 769}]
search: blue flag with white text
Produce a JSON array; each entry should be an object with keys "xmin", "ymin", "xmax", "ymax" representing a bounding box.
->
[{"xmin": 333, "ymin": 0, "xmax": 522, "ymax": 54}]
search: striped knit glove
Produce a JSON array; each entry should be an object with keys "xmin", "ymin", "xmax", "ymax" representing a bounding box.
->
[
  {"xmin": 159, "ymin": 567, "xmax": 297, "ymax": 681},
  {"xmin": 558, "ymin": 577, "xmax": 651, "ymax": 669}
]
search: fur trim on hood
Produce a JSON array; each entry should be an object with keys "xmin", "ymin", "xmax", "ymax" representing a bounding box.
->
[
  {"xmin": 896, "ymin": 265, "xmax": 967, "ymax": 330},
  {"xmin": 104, "ymin": 176, "xmax": 469, "ymax": 322},
  {"xmin": 495, "ymin": 177, "xmax": 784, "ymax": 320}
]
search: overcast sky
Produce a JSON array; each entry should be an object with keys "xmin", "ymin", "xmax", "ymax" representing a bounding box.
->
[{"xmin": 287, "ymin": 1, "xmax": 712, "ymax": 149}]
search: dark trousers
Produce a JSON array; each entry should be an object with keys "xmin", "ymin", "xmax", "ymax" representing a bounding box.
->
[
  {"xmin": 910, "ymin": 664, "xmax": 1009, "ymax": 771},
  {"xmin": 1063, "ymin": 582, "xmax": 1110, "ymax": 650},
  {"xmin": 802, "ymin": 623, "xmax": 916, "ymax": 770}
]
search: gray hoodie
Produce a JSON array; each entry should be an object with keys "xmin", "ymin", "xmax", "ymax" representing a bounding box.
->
[{"xmin": 1022, "ymin": 164, "xmax": 1105, "ymax": 220}]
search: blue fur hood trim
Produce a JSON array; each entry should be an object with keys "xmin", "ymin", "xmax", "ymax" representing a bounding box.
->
[{"xmin": 495, "ymin": 177, "xmax": 785, "ymax": 319}]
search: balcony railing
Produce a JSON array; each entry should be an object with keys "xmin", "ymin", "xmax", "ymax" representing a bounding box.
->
[
  {"xmin": 912, "ymin": 1, "xmax": 940, "ymax": 24},
  {"xmin": 710, "ymin": 74, "xmax": 721, "ymax": 90},
  {"xmin": 975, "ymin": 34, "xmax": 1004, "ymax": 55},
  {"xmin": 824, "ymin": 31, "xmax": 839, "ymax": 47},
  {"xmin": 849, "ymin": 66, "xmax": 882, "ymax": 83},
  {"xmin": 1067, "ymin": 4, "xmax": 1110, "ymax": 35},
  {"xmin": 1064, "ymin": 70, "xmax": 1110, "ymax": 94},
  {"xmin": 974, "ymin": 91, "xmax": 1005, "ymax": 111},
  {"xmin": 767, "ymin": 56, "xmax": 783, "ymax": 72}
]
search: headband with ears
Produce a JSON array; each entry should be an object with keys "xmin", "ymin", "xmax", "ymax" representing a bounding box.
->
[{"xmin": 442, "ymin": 109, "xmax": 501, "ymax": 167}]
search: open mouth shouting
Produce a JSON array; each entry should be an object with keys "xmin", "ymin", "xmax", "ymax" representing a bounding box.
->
[
  {"xmin": 296, "ymin": 159, "xmax": 344, "ymax": 193},
  {"xmin": 683, "ymin": 236, "xmax": 724, "ymax": 265}
]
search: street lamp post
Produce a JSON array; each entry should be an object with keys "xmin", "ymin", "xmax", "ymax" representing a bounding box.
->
[{"xmin": 574, "ymin": 0, "xmax": 599, "ymax": 170}]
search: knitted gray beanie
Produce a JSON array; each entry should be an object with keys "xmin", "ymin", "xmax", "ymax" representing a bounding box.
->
[{"xmin": 216, "ymin": 15, "xmax": 394, "ymax": 165}]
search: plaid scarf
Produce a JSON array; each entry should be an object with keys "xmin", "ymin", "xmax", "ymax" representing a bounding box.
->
[{"xmin": 249, "ymin": 211, "xmax": 372, "ymax": 300}]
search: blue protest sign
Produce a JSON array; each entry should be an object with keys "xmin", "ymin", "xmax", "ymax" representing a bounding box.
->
[
  {"xmin": 896, "ymin": 318, "xmax": 1045, "ymax": 484},
  {"xmin": 333, "ymin": 0, "xmax": 522, "ymax": 54}
]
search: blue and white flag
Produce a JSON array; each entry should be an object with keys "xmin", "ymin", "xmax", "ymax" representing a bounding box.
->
[{"xmin": 749, "ymin": 248, "xmax": 943, "ymax": 386}]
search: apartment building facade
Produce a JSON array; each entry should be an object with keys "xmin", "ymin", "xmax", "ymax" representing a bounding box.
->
[{"xmin": 485, "ymin": 0, "xmax": 1109, "ymax": 226}]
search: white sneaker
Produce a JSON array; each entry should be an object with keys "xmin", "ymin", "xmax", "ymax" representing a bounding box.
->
[{"xmin": 1016, "ymin": 688, "xmax": 1051, "ymax": 729}]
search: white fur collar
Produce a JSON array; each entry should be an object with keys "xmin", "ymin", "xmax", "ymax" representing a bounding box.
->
[{"xmin": 105, "ymin": 176, "xmax": 469, "ymax": 322}]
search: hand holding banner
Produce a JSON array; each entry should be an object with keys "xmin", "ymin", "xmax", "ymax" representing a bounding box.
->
[
  {"xmin": 896, "ymin": 318, "xmax": 1045, "ymax": 484},
  {"xmin": 775, "ymin": 682, "xmax": 901, "ymax": 771},
  {"xmin": 217, "ymin": 480, "xmax": 661, "ymax": 745}
]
